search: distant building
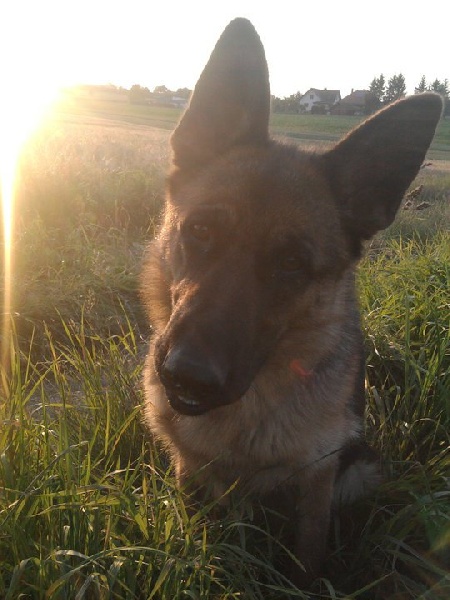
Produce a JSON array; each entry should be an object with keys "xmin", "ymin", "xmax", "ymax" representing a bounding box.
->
[
  {"xmin": 331, "ymin": 90, "xmax": 380, "ymax": 115},
  {"xmin": 299, "ymin": 89, "xmax": 341, "ymax": 114},
  {"xmin": 67, "ymin": 84, "xmax": 128, "ymax": 102},
  {"xmin": 170, "ymin": 96, "xmax": 189, "ymax": 109},
  {"xmin": 149, "ymin": 94, "xmax": 189, "ymax": 109}
]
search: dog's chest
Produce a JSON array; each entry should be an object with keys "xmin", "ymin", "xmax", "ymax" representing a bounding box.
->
[{"xmin": 174, "ymin": 375, "xmax": 359, "ymax": 477}]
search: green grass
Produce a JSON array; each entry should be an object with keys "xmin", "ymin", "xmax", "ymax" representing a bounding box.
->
[
  {"xmin": 55, "ymin": 95, "xmax": 450, "ymax": 158},
  {"xmin": 57, "ymin": 94, "xmax": 183, "ymax": 131},
  {"xmin": 9, "ymin": 118, "xmax": 168, "ymax": 355},
  {"xmin": 0, "ymin": 321, "xmax": 311, "ymax": 599},
  {"xmin": 0, "ymin": 104, "xmax": 449, "ymax": 598},
  {"xmin": 271, "ymin": 113, "xmax": 450, "ymax": 160}
]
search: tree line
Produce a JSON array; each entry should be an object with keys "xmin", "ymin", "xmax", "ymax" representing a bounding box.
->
[
  {"xmin": 129, "ymin": 78, "xmax": 449, "ymax": 116},
  {"xmin": 370, "ymin": 74, "xmax": 449, "ymax": 106},
  {"xmin": 129, "ymin": 84, "xmax": 191, "ymax": 105},
  {"xmin": 272, "ymin": 75, "xmax": 449, "ymax": 115}
]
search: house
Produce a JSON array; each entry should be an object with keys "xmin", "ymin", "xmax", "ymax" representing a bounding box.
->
[
  {"xmin": 299, "ymin": 89, "xmax": 341, "ymax": 114},
  {"xmin": 331, "ymin": 90, "xmax": 380, "ymax": 116},
  {"xmin": 150, "ymin": 94, "xmax": 189, "ymax": 109}
]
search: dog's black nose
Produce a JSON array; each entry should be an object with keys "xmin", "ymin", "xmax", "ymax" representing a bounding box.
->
[{"xmin": 160, "ymin": 345, "xmax": 228, "ymax": 415}]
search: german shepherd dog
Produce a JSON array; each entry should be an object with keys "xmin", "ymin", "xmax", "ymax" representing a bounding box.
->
[{"xmin": 142, "ymin": 18, "xmax": 442, "ymax": 584}]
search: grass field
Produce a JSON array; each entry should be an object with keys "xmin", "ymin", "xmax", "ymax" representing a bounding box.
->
[
  {"xmin": 56, "ymin": 94, "xmax": 450, "ymax": 159},
  {"xmin": 0, "ymin": 97, "xmax": 449, "ymax": 598}
]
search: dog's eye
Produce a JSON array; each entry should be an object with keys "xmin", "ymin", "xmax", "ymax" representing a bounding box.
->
[
  {"xmin": 188, "ymin": 222, "xmax": 212, "ymax": 243},
  {"xmin": 181, "ymin": 208, "xmax": 230, "ymax": 254},
  {"xmin": 278, "ymin": 254, "xmax": 303, "ymax": 274}
]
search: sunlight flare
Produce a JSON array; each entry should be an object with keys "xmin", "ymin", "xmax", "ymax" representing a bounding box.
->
[{"xmin": 0, "ymin": 83, "xmax": 61, "ymax": 391}]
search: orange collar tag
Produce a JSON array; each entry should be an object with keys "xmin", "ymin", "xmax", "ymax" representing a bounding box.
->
[{"xmin": 289, "ymin": 359, "xmax": 314, "ymax": 380}]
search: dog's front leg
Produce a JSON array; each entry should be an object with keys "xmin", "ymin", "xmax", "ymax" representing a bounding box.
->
[
  {"xmin": 175, "ymin": 455, "xmax": 227, "ymax": 509},
  {"xmin": 292, "ymin": 463, "xmax": 336, "ymax": 587}
]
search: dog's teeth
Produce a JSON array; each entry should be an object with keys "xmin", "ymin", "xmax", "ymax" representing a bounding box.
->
[{"xmin": 181, "ymin": 397, "xmax": 200, "ymax": 406}]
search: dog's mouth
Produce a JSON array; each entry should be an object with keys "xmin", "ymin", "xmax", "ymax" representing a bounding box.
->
[
  {"xmin": 155, "ymin": 335, "xmax": 261, "ymax": 417},
  {"xmin": 165, "ymin": 387, "xmax": 211, "ymax": 416},
  {"xmin": 156, "ymin": 341, "xmax": 239, "ymax": 416}
]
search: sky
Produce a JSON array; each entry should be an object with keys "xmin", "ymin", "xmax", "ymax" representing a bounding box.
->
[{"xmin": 2, "ymin": 0, "xmax": 449, "ymax": 103}]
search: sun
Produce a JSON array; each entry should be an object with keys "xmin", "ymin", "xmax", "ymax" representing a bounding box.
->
[
  {"xmin": 0, "ymin": 78, "xmax": 62, "ymax": 388},
  {"xmin": 1, "ymin": 1, "xmax": 94, "ymax": 388}
]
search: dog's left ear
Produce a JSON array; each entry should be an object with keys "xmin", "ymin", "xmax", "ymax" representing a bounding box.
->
[
  {"xmin": 323, "ymin": 93, "xmax": 443, "ymax": 245},
  {"xmin": 171, "ymin": 18, "xmax": 270, "ymax": 171}
]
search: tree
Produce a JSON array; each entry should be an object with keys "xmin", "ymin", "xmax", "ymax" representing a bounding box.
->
[
  {"xmin": 175, "ymin": 88, "xmax": 192, "ymax": 99},
  {"xmin": 369, "ymin": 74, "xmax": 386, "ymax": 103},
  {"xmin": 129, "ymin": 84, "xmax": 151, "ymax": 105},
  {"xmin": 430, "ymin": 78, "xmax": 450, "ymax": 116},
  {"xmin": 271, "ymin": 91, "xmax": 303, "ymax": 114},
  {"xmin": 415, "ymin": 75, "xmax": 427, "ymax": 94},
  {"xmin": 430, "ymin": 78, "xmax": 449, "ymax": 97},
  {"xmin": 153, "ymin": 85, "xmax": 170, "ymax": 95},
  {"xmin": 413, "ymin": 76, "xmax": 448, "ymax": 115},
  {"xmin": 364, "ymin": 92, "xmax": 382, "ymax": 115},
  {"xmin": 384, "ymin": 74, "xmax": 406, "ymax": 104}
]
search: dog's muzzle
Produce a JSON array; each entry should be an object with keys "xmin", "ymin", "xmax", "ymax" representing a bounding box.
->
[{"xmin": 158, "ymin": 344, "xmax": 231, "ymax": 416}]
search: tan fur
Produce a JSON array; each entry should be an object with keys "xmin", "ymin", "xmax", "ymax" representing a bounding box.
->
[{"xmin": 141, "ymin": 18, "xmax": 442, "ymax": 585}]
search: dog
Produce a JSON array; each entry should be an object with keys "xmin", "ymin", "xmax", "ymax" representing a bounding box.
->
[{"xmin": 141, "ymin": 18, "xmax": 442, "ymax": 585}]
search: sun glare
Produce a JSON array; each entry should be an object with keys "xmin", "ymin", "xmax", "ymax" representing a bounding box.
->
[{"xmin": 0, "ymin": 83, "xmax": 61, "ymax": 391}]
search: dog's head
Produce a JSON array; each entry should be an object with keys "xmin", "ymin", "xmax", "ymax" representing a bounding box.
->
[{"xmin": 143, "ymin": 19, "xmax": 442, "ymax": 416}]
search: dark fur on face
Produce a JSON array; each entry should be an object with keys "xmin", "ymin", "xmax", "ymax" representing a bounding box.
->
[{"xmin": 141, "ymin": 18, "xmax": 442, "ymax": 585}]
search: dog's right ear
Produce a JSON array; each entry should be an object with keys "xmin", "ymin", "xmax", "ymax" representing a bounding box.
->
[{"xmin": 171, "ymin": 18, "xmax": 270, "ymax": 171}]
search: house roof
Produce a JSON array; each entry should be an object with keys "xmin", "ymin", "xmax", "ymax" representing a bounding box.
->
[
  {"xmin": 301, "ymin": 88, "xmax": 341, "ymax": 103},
  {"xmin": 340, "ymin": 90, "xmax": 374, "ymax": 105}
]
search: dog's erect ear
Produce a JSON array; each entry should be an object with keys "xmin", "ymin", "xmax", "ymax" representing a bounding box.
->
[
  {"xmin": 323, "ymin": 93, "xmax": 442, "ymax": 245},
  {"xmin": 171, "ymin": 18, "xmax": 270, "ymax": 171}
]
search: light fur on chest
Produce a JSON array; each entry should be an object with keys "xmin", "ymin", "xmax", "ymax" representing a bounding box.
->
[{"xmin": 145, "ymin": 355, "xmax": 361, "ymax": 497}]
